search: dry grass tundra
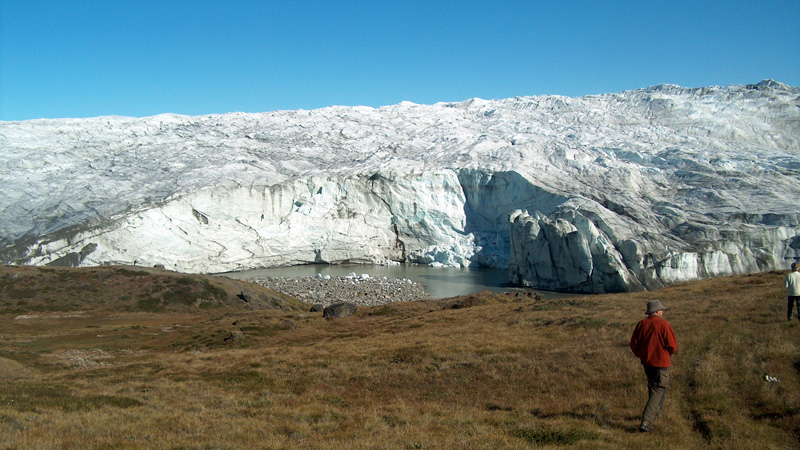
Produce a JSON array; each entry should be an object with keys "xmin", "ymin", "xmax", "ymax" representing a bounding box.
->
[{"xmin": 0, "ymin": 264, "xmax": 798, "ymax": 449}]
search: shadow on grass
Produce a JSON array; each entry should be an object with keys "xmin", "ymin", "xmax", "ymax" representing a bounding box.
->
[
  {"xmin": 488, "ymin": 405, "xmax": 642, "ymax": 434},
  {"xmin": 508, "ymin": 426, "xmax": 600, "ymax": 445}
]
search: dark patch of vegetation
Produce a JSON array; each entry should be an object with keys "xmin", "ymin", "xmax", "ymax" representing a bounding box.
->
[
  {"xmin": 136, "ymin": 297, "xmax": 164, "ymax": 312},
  {"xmin": 182, "ymin": 329, "xmax": 235, "ymax": 350},
  {"xmin": 239, "ymin": 325, "xmax": 279, "ymax": 337},
  {"xmin": 6, "ymin": 288, "xmax": 37, "ymax": 299},
  {"xmin": 156, "ymin": 278, "xmax": 228, "ymax": 308},
  {"xmin": 84, "ymin": 395, "xmax": 144, "ymax": 409},
  {"xmin": 389, "ymin": 345, "xmax": 431, "ymax": 364},
  {"xmin": 575, "ymin": 317, "xmax": 610, "ymax": 328},
  {"xmin": 202, "ymin": 280, "xmax": 229, "ymax": 300},
  {"xmin": 160, "ymin": 286, "xmax": 196, "ymax": 306},
  {"xmin": 529, "ymin": 298, "xmax": 599, "ymax": 311},
  {"xmin": 367, "ymin": 305, "xmax": 397, "ymax": 316},
  {"xmin": 555, "ymin": 317, "xmax": 610, "ymax": 329},
  {"xmin": 0, "ymin": 382, "xmax": 142, "ymax": 412},
  {"xmin": 508, "ymin": 427, "xmax": 599, "ymax": 446},
  {"xmin": 198, "ymin": 369, "xmax": 276, "ymax": 391},
  {"xmin": 115, "ymin": 268, "xmax": 150, "ymax": 277}
]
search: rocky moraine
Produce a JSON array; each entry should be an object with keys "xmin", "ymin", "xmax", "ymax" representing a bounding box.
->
[{"xmin": 245, "ymin": 273, "xmax": 430, "ymax": 307}]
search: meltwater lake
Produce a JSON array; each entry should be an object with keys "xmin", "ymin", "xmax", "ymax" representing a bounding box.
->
[{"xmin": 223, "ymin": 264, "xmax": 570, "ymax": 299}]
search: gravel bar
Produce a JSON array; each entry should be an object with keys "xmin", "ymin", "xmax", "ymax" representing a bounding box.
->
[{"xmin": 246, "ymin": 272, "xmax": 431, "ymax": 307}]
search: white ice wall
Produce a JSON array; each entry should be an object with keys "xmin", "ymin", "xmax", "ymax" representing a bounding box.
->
[{"xmin": 3, "ymin": 80, "xmax": 800, "ymax": 293}]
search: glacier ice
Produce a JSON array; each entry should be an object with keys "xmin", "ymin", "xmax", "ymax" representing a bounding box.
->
[{"xmin": 1, "ymin": 80, "xmax": 799, "ymax": 293}]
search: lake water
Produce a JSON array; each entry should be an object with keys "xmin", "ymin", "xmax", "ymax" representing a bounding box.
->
[{"xmin": 222, "ymin": 264, "xmax": 571, "ymax": 299}]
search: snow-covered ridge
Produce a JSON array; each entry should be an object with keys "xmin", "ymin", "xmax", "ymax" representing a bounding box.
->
[{"xmin": 1, "ymin": 80, "xmax": 799, "ymax": 292}]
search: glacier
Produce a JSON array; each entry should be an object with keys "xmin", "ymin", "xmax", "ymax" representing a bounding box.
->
[{"xmin": 1, "ymin": 79, "xmax": 799, "ymax": 293}]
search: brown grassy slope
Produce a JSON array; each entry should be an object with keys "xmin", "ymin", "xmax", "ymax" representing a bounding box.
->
[
  {"xmin": 0, "ymin": 269, "xmax": 797, "ymax": 449},
  {"xmin": 0, "ymin": 264, "xmax": 307, "ymax": 313}
]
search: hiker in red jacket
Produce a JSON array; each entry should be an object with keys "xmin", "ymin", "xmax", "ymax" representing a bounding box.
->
[{"xmin": 630, "ymin": 300, "xmax": 678, "ymax": 433}]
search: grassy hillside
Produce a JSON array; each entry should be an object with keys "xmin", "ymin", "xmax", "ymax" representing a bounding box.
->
[
  {"xmin": 0, "ymin": 264, "xmax": 307, "ymax": 313},
  {"xmin": 0, "ymin": 267, "xmax": 797, "ymax": 449}
]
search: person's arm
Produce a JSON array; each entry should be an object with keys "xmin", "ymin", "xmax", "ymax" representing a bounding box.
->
[
  {"xmin": 630, "ymin": 323, "xmax": 643, "ymax": 357},
  {"xmin": 665, "ymin": 325, "xmax": 677, "ymax": 355}
]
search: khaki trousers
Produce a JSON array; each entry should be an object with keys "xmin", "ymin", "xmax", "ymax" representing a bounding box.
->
[{"xmin": 641, "ymin": 366, "xmax": 669, "ymax": 425}]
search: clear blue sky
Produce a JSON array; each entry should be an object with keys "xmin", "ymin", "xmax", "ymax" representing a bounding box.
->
[{"xmin": 2, "ymin": 0, "xmax": 798, "ymax": 121}]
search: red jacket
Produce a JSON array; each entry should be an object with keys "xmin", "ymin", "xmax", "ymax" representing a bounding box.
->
[{"xmin": 630, "ymin": 315, "xmax": 677, "ymax": 368}]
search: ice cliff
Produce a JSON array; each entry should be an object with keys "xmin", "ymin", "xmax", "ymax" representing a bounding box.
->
[{"xmin": 1, "ymin": 80, "xmax": 799, "ymax": 293}]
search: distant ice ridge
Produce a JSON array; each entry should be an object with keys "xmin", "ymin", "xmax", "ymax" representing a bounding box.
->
[{"xmin": 1, "ymin": 80, "xmax": 799, "ymax": 293}]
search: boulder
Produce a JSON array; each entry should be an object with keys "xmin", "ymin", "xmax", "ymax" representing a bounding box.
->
[
  {"xmin": 323, "ymin": 302, "xmax": 357, "ymax": 319},
  {"xmin": 224, "ymin": 330, "xmax": 244, "ymax": 343}
]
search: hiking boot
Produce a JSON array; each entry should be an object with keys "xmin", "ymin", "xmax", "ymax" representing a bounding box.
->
[{"xmin": 639, "ymin": 421, "xmax": 654, "ymax": 433}]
